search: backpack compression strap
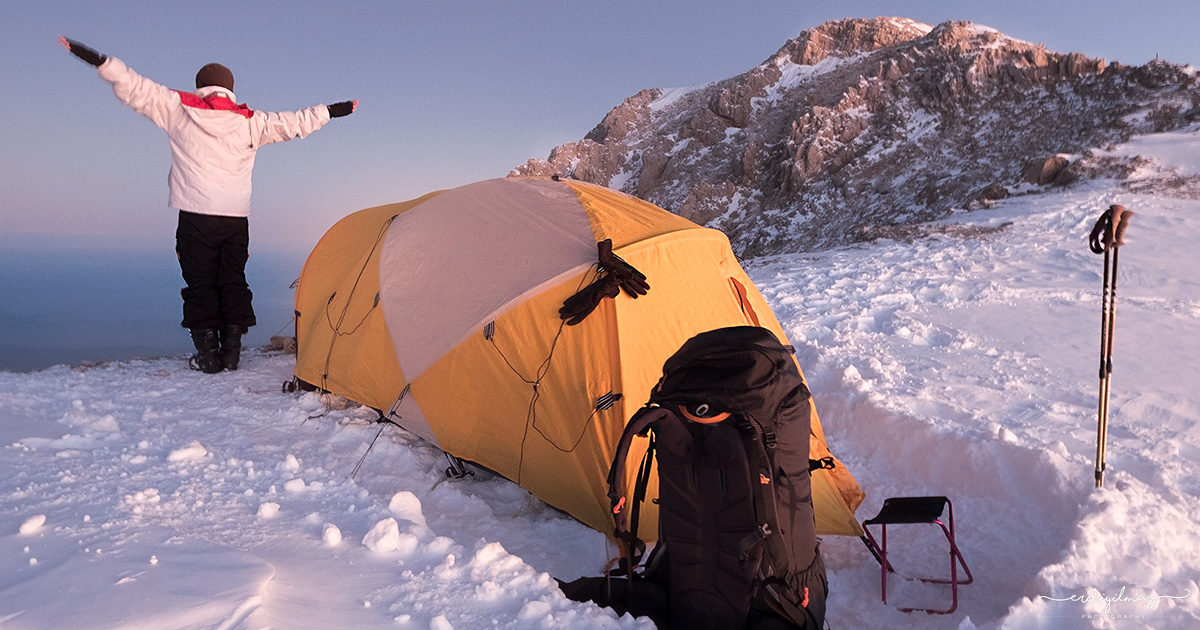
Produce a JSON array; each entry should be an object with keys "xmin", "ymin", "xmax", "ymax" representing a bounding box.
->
[
  {"xmin": 741, "ymin": 415, "xmax": 824, "ymax": 626},
  {"xmin": 737, "ymin": 416, "xmax": 790, "ymax": 570}
]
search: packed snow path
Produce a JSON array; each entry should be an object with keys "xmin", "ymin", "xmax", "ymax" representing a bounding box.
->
[{"xmin": 3, "ymin": 129, "xmax": 1200, "ymax": 628}]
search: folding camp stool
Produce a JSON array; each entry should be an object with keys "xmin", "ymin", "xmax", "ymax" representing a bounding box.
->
[{"xmin": 861, "ymin": 496, "xmax": 973, "ymax": 614}]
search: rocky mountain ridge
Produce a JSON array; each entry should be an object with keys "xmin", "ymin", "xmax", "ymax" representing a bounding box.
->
[{"xmin": 513, "ymin": 17, "xmax": 1199, "ymax": 255}]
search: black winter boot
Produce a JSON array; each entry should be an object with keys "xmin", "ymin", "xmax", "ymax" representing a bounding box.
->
[
  {"xmin": 219, "ymin": 325, "xmax": 245, "ymax": 371},
  {"xmin": 189, "ymin": 329, "xmax": 223, "ymax": 374}
]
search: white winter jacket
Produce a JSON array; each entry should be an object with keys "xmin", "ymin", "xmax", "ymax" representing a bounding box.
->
[{"xmin": 97, "ymin": 57, "xmax": 331, "ymax": 218}]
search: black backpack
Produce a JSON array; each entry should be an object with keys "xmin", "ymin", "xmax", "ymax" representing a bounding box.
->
[{"xmin": 561, "ymin": 326, "xmax": 827, "ymax": 629}]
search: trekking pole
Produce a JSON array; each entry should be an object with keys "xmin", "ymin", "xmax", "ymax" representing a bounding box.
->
[{"xmin": 1088, "ymin": 205, "xmax": 1133, "ymax": 488}]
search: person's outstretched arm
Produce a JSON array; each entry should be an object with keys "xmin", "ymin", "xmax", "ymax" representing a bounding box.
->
[
  {"xmin": 253, "ymin": 100, "xmax": 358, "ymax": 146},
  {"xmin": 58, "ymin": 35, "xmax": 179, "ymax": 131}
]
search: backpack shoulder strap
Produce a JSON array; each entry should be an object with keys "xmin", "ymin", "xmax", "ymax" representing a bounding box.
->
[
  {"xmin": 606, "ymin": 405, "xmax": 672, "ymax": 573},
  {"xmin": 607, "ymin": 405, "xmax": 670, "ymax": 535}
]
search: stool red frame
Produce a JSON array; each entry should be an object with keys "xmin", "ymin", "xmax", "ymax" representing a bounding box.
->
[{"xmin": 861, "ymin": 496, "xmax": 973, "ymax": 614}]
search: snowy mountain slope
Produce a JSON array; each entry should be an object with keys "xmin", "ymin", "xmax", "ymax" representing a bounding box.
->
[
  {"xmin": 514, "ymin": 17, "xmax": 1200, "ymax": 257},
  {"xmin": 3, "ymin": 127, "xmax": 1200, "ymax": 628}
]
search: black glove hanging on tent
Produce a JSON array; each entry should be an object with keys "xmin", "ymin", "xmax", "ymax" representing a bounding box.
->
[
  {"xmin": 59, "ymin": 36, "xmax": 106, "ymax": 67},
  {"xmin": 597, "ymin": 238, "xmax": 649, "ymax": 297},
  {"xmin": 558, "ymin": 239, "xmax": 650, "ymax": 325},
  {"xmin": 558, "ymin": 274, "xmax": 621, "ymax": 325}
]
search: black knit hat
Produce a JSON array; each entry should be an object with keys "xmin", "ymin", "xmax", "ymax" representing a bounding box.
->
[{"xmin": 195, "ymin": 63, "xmax": 234, "ymax": 91}]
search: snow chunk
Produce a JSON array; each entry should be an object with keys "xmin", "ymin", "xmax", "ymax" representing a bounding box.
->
[
  {"xmin": 283, "ymin": 478, "xmax": 306, "ymax": 493},
  {"xmin": 279, "ymin": 453, "xmax": 301, "ymax": 473},
  {"xmin": 322, "ymin": 523, "xmax": 343, "ymax": 547},
  {"xmin": 122, "ymin": 489, "xmax": 161, "ymax": 514},
  {"xmin": 388, "ymin": 491, "xmax": 427, "ymax": 527},
  {"xmin": 257, "ymin": 502, "xmax": 280, "ymax": 519},
  {"xmin": 362, "ymin": 517, "xmax": 399, "ymax": 552},
  {"xmin": 167, "ymin": 440, "xmax": 208, "ymax": 462},
  {"xmin": 362, "ymin": 517, "xmax": 419, "ymax": 555},
  {"xmin": 19, "ymin": 514, "xmax": 46, "ymax": 535},
  {"xmin": 430, "ymin": 614, "xmax": 454, "ymax": 630},
  {"xmin": 92, "ymin": 414, "xmax": 120, "ymax": 433},
  {"xmin": 517, "ymin": 600, "xmax": 553, "ymax": 622}
]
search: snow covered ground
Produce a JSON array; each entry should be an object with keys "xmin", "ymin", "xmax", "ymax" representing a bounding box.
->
[{"xmin": 3, "ymin": 127, "xmax": 1199, "ymax": 628}]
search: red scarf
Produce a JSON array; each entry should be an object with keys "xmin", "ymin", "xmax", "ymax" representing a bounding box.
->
[{"xmin": 176, "ymin": 90, "xmax": 254, "ymax": 118}]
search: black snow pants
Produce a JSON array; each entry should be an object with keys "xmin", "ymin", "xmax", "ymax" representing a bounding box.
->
[{"xmin": 175, "ymin": 210, "xmax": 256, "ymax": 331}]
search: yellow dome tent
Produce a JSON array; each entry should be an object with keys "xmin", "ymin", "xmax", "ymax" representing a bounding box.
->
[{"xmin": 293, "ymin": 177, "xmax": 864, "ymax": 538}]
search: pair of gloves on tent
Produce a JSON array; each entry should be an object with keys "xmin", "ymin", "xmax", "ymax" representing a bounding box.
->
[
  {"xmin": 59, "ymin": 36, "xmax": 357, "ymax": 118},
  {"xmin": 559, "ymin": 239, "xmax": 650, "ymax": 325}
]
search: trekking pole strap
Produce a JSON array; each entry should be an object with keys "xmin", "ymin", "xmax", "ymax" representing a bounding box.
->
[{"xmin": 1089, "ymin": 210, "xmax": 1112, "ymax": 254}]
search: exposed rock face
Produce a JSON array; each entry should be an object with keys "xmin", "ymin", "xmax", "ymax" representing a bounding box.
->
[{"xmin": 513, "ymin": 17, "xmax": 1199, "ymax": 255}]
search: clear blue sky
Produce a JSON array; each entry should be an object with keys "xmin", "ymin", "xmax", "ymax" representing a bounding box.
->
[{"xmin": 3, "ymin": 1, "xmax": 1197, "ymax": 253}]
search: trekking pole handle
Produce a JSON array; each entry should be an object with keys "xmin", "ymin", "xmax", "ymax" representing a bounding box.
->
[
  {"xmin": 1089, "ymin": 205, "xmax": 1133, "ymax": 254},
  {"xmin": 1112, "ymin": 207, "xmax": 1133, "ymax": 247}
]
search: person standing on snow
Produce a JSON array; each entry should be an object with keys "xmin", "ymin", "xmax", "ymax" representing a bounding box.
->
[{"xmin": 59, "ymin": 36, "xmax": 357, "ymax": 374}]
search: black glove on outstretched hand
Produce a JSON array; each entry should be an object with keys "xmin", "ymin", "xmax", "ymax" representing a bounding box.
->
[
  {"xmin": 328, "ymin": 101, "xmax": 357, "ymax": 118},
  {"xmin": 59, "ymin": 36, "xmax": 106, "ymax": 67}
]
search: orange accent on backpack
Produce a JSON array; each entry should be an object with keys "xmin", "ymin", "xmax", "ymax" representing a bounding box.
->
[{"xmin": 678, "ymin": 405, "xmax": 731, "ymax": 424}]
